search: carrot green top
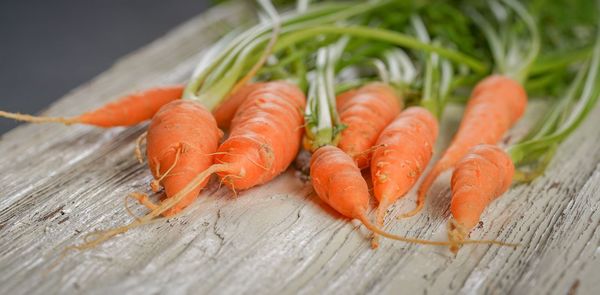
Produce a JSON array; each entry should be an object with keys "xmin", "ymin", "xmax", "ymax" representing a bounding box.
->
[{"xmin": 509, "ymin": 31, "xmax": 600, "ymax": 181}]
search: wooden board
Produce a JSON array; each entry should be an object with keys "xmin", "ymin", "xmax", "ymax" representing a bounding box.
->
[{"xmin": 1, "ymin": 3, "xmax": 599, "ymax": 295}]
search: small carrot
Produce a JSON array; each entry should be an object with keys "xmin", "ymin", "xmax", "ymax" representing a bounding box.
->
[
  {"xmin": 370, "ymin": 16, "xmax": 456, "ymax": 248},
  {"xmin": 145, "ymin": 99, "xmax": 223, "ymax": 216},
  {"xmin": 212, "ymin": 83, "xmax": 265, "ymax": 129},
  {"xmin": 337, "ymin": 82, "xmax": 402, "ymax": 169},
  {"xmin": 0, "ymin": 86, "xmax": 184, "ymax": 127},
  {"xmin": 370, "ymin": 107, "xmax": 438, "ymax": 248},
  {"xmin": 310, "ymin": 145, "xmax": 511, "ymax": 248},
  {"xmin": 213, "ymin": 81, "xmax": 306, "ymax": 190},
  {"xmin": 447, "ymin": 144, "xmax": 514, "ymax": 253},
  {"xmin": 409, "ymin": 75, "xmax": 527, "ymax": 217}
]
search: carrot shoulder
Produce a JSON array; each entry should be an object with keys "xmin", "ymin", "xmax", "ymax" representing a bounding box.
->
[
  {"xmin": 212, "ymin": 83, "xmax": 265, "ymax": 129},
  {"xmin": 410, "ymin": 75, "xmax": 526, "ymax": 217},
  {"xmin": 337, "ymin": 82, "xmax": 402, "ymax": 169},
  {"xmin": 0, "ymin": 85, "xmax": 184, "ymax": 127}
]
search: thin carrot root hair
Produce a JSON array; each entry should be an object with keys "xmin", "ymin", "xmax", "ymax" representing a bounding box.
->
[
  {"xmin": 0, "ymin": 110, "xmax": 78, "ymax": 125},
  {"xmin": 370, "ymin": 197, "xmax": 392, "ymax": 249},
  {"xmin": 64, "ymin": 164, "xmax": 229, "ymax": 253},
  {"xmin": 348, "ymin": 143, "xmax": 388, "ymax": 160},
  {"xmin": 357, "ymin": 213, "xmax": 517, "ymax": 249},
  {"xmin": 124, "ymin": 193, "xmax": 143, "ymax": 221},
  {"xmin": 209, "ymin": 151, "xmax": 269, "ymax": 171},
  {"xmin": 134, "ymin": 132, "xmax": 148, "ymax": 164},
  {"xmin": 399, "ymin": 165, "xmax": 446, "ymax": 218},
  {"xmin": 150, "ymin": 146, "xmax": 183, "ymax": 192}
]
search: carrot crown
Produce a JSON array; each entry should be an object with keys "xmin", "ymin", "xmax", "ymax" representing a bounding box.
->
[{"xmin": 304, "ymin": 38, "xmax": 348, "ymax": 151}]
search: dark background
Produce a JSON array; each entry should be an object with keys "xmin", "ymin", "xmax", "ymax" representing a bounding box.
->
[{"xmin": 0, "ymin": 0, "xmax": 212, "ymax": 134}]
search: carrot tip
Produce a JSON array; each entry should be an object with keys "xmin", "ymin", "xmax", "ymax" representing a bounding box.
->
[
  {"xmin": 150, "ymin": 181, "xmax": 161, "ymax": 193},
  {"xmin": 370, "ymin": 237, "xmax": 380, "ymax": 249},
  {"xmin": 447, "ymin": 219, "xmax": 468, "ymax": 253},
  {"xmin": 398, "ymin": 202, "xmax": 424, "ymax": 219}
]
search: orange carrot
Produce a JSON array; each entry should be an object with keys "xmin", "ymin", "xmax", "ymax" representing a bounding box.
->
[
  {"xmin": 335, "ymin": 88, "xmax": 358, "ymax": 111},
  {"xmin": 408, "ymin": 75, "xmax": 527, "ymax": 217},
  {"xmin": 0, "ymin": 85, "xmax": 184, "ymax": 127},
  {"xmin": 310, "ymin": 145, "xmax": 511, "ymax": 248},
  {"xmin": 448, "ymin": 144, "xmax": 514, "ymax": 253},
  {"xmin": 212, "ymin": 83, "xmax": 265, "ymax": 129},
  {"xmin": 145, "ymin": 99, "xmax": 223, "ymax": 216},
  {"xmin": 337, "ymin": 82, "xmax": 402, "ymax": 169},
  {"xmin": 214, "ymin": 81, "xmax": 305, "ymax": 190},
  {"xmin": 138, "ymin": 81, "xmax": 305, "ymax": 216},
  {"xmin": 370, "ymin": 107, "xmax": 438, "ymax": 248}
]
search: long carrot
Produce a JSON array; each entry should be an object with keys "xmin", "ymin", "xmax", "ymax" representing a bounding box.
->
[
  {"xmin": 447, "ymin": 144, "xmax": 514, "ymax": 253},
  {"xmin": 0, "ymin": 86, "xmax": 184, "ymax": 127},
  {"xmin": 310, "ymin": 145, "xmax": 512, "ymax": 248},
  {"xmin": 369, "ymin": 16, "xmax": 456, "ymax": 248},
  {"xmin": 370, "ymin": 106, "xmax": 438, "ymax": 248},
  {"xmin": 336, "ymin": 82, "xmax": 402, "ymax": 169},
  {"xmin": 408, "ymin": 75, "xmax": 527, "ymax": 217}
]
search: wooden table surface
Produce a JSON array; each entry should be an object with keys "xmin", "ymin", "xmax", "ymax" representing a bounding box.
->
[{"xmin": 1, "ymin": 3, "xmax": 599, "ymax": 295}]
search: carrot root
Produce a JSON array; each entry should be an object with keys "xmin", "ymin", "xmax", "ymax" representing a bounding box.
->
[
  {"xmin": 150, "ymin": 145, "xmax": 183, "ymax": 192},
  {"xmin": 66, "ymin": 163, "xmax": 228, "ymax": 253},
  {"xmin": 359, "ymin": 212, "xmax": 516, "ymax": 249},
  {"xmin": 371, "ymin": 197, "xmax": 391, "ymax": 249},
  {"xmin": 0, "ymin": 110, "xmax": 78, "ymax": 125}
]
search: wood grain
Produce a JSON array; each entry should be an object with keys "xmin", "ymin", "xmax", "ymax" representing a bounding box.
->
[{"xmin": 0, "ymin": 3, "xmax": 599, "ymax": 295}]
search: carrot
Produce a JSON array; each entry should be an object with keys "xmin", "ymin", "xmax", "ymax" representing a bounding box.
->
[
  {"xmin": 145, "ymin": 99, "xmax": 223, "ymax": 216},
  {"xmin": 0, "ymin": 85, "xmax": 184, "ymax": 127},
  {"xmin": 335, "ymin": 88, "xmax": 358, "ymax": 111},
  {"xmin": 370, "ymin": 106, "xmax": 438, "ymax": 248},
  {"xmin": 447, "ymin": 144, "xmax": 514, "ymax": 253},
  {"xmin": 310, "ymin": 145, "xmax": 512, "ymax": 248},
  {"xmin": 214, "ymin": 81, "xmax": 306, "ymax": 190},
  {"xmin": 408, "ymin": 75, "xmax": 527, "ymax": 217},
  {"xmin": 139, "ymin": 81, "xmax": 306, "ymax": 215},
  {"xmin": 337, "ymin": 82, "xmax": 402, "ymax": 169},
  {"xmin": 212, "ymin": 83, "xmax": 265, "ymax": 129}
]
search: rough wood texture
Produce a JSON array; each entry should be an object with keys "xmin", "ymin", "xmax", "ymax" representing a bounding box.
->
[{"xmin": 1, "ymin": 3, "xmax": 599, "ymax": 295}]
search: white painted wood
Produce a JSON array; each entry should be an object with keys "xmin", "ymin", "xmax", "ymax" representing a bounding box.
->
[{"xmin": 0, "ymin": 3, "xmax": 599, "ymax": 295}]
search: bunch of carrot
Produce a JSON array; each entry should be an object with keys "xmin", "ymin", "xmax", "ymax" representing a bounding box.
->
[{"xmin": 0, "ymin": 0, "xmax": 599, "ymax": 258}]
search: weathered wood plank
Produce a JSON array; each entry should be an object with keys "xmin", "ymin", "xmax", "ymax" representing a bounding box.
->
[{"xmin": 1, "ymin": 3, "xmax": 599, "ymax": 295}]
